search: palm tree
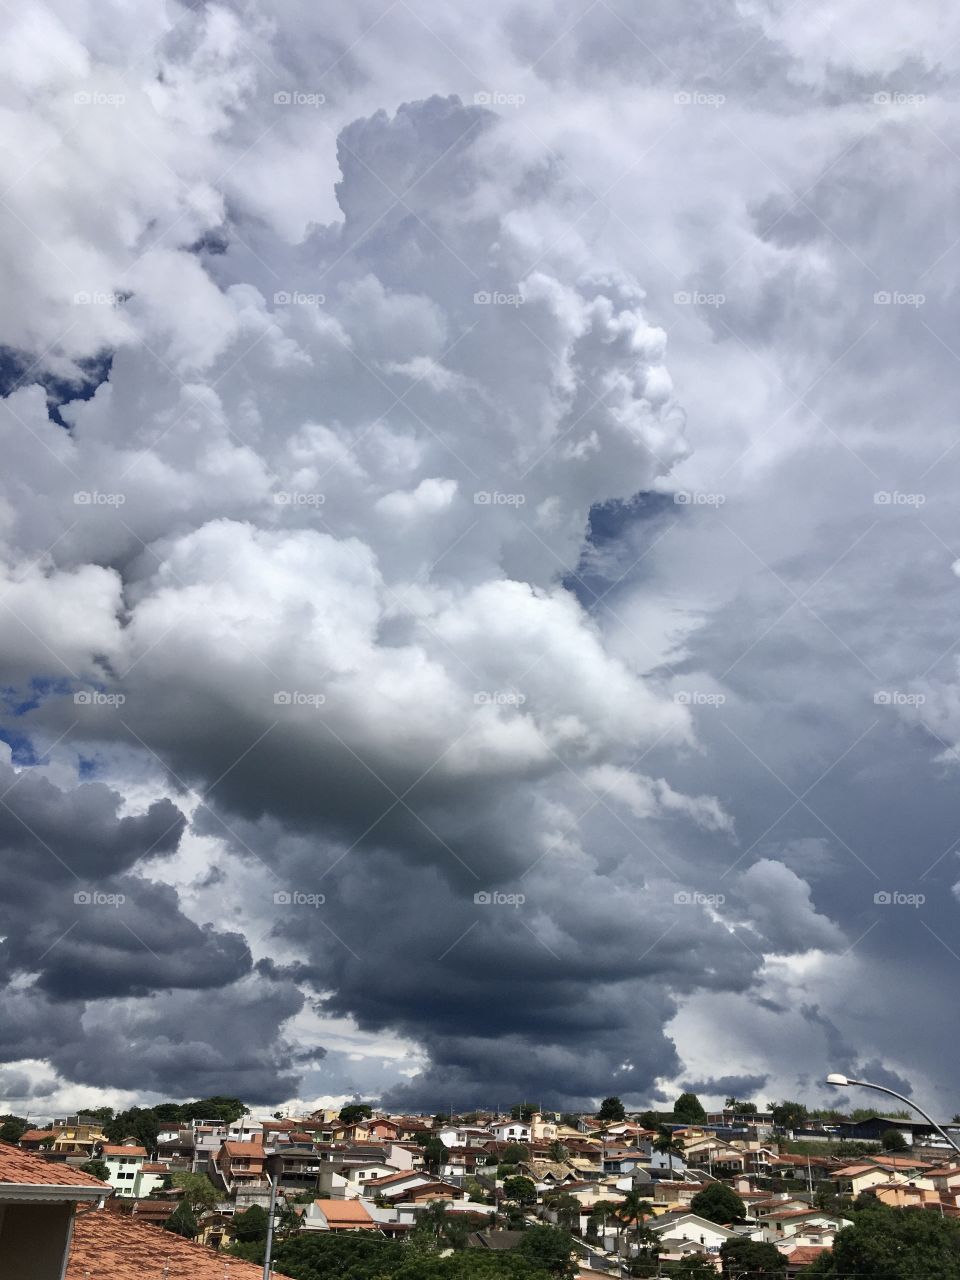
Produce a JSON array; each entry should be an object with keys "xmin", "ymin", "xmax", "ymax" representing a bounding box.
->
[
  {"xmin": 615, "ymin": 1189, "xmax": 653, "ymax": 1262},
  {"xmin": 544, "ymin": 1190, "xmax": 580, "ymax": 1231},
  {"xmin": 414, "ymin": 1198, "xmax": 452, "ymax": 1245},
  {"xmin": 654, "ymin": 1127, "xmax": 685, "ymax": 1178}
]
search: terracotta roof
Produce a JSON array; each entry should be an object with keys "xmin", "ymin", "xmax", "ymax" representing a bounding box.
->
[
  {"xmin": 0, "ymin": 1143, "xmax": 107, "ymax": 1188},
  {"xmin": 140, "ymin": 1164, "xmax": 169, "ymax": 1174},
  {"xmin": 784, "ymin": 1245, "xmax": 829, "ymax": 1264},
  {"xmin": 222, "ymin": 1142, "xmax": 265, "ymax": 1157},
  {"xmin": 102, "ymin": 1146, "xmax": 148, "ymax": 1158},
  {"xmin": 67, "ymin": 1205, "xmax": 263, "ymax": 1278},
  {"xmin": 314, "ymin": 1197, "xmax": 376, "ymax": 1227},
  {"xmin": 18, "ymin": 1129, "xmax": 58, "ymax": 1143}
]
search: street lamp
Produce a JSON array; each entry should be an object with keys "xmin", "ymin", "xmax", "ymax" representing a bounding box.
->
[{"xmin": 825, "ymin": 1073, "xmax": 960, "ymax": 1156}]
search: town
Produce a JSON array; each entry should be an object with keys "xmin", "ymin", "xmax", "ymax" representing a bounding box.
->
[{"xmin": 3, "ymin": 1090, "xmax": 960, "ymax": 1277}]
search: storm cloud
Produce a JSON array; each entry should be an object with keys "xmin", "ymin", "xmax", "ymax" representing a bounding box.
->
[{"xmin": 0, "ymin": 0, "xmax": 958, "ymax": 1118}]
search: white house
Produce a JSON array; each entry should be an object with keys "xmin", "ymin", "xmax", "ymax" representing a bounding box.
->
[
  {"xmin": 650, "ymin": 1212, "xmax": 741, "ymax": 1253},
  {"xmin": 100, "ymin": 1144, "xmax": 148, "ymax": 1198},
  {"xmin": 490, "ymin": 1121, "xmax": 531, "ymax": 1143}
]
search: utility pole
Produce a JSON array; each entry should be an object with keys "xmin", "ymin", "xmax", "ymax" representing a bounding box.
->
[{"xmin": 261, "ymin": 1174, "xmax": 278, "ymax": 1280}]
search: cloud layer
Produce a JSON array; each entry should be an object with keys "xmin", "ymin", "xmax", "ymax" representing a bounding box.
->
[{"xmin": 1, "ymin": 0, "xmax": 959, "ymax": 1116}]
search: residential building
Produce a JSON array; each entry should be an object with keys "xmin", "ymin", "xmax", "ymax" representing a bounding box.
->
[
  {"xmin": 0, "ymin": 1141, "xmax": 107, "ymax": 1280},
  {"xmin": 100, "ymin": 1143, "xmax": 148, "ymax": 1198},
  {"xmin": 302, "ymin": 1197, "xmax": 378, "ymax": 1231}
]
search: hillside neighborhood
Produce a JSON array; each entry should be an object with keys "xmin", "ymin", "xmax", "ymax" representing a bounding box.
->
[{"xmin": 4, "ymin": 1093, "xmax": 960, "ymax": 1277}]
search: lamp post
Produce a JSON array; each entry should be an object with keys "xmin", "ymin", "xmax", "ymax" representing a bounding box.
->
[{"xmin": 825, "ymin": 1073, "xmax": 960, "ymax": 1156}]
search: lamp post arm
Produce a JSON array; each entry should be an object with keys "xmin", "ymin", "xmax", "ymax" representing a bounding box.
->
[{"xmin": 846, "ymin": 1079, "xmax": 960, "ymax": 1157}]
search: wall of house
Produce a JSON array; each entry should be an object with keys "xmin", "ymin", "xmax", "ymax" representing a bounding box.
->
[{"xmin": 0, "ymin": 1202, "xmax": 73, "ymax": 1280}]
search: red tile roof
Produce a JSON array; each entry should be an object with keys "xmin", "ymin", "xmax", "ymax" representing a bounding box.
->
[
  {"xmin": 0, "ymin": 1143, "xmax": 107, "ymax": 1188},
  {"xmin": 102, "ymin": 1146, "xmax": 148, "ymax": 1158},
  {"xmin": 67, "ymin": 1206, "xmax": 263, "ymax": 1278},
  {"xmin": 18, "ymin": 1129, "xmax": 58, "ymax": 1143},
  {"xmin": 222, "ymin": 1142, "xmax": 265, "ymax": 1158}
]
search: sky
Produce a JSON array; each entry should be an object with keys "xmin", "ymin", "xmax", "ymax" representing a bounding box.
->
[{"xmin": 1, "ymin": 0, "xmax": 960, "ymax": 1122}]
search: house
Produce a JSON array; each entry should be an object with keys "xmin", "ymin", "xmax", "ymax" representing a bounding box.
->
[
  {"xmin": 781, "ymin": 1244, "xmax": 831, "ymax": 1277},
  {"xmin": 66, "ymin": 1203, "xmax": 263, "ymax": 1278},
  {"xmin": 649, "ymin": 1211, "xmax": 741, "ymax": 1252},
  {"xmin": 362, "ymin": 1169, "xmax": 435, "ymax": 1198},
  {"xmin": 266, "ymin": 1140, "xmax": 323, "ymax": 1189},
  {"xmin": 303, "ymin": 1197, "xmax": 378, "ymax": 1231},
  {"xmin": 50, "ymin": 1116, "xmax": 109, "ymax": 1160},
  {"xmin": 18, "ymin": 1129, "xmax": 58, "ymax": 1153},
  {"xmin": 755, "ymin": 1207, "xmax": 852, "ymax": 1247},
  {"xmin": 0, "ymin": 1141, "xmax": 107, "ymax": 1279},
  {"xmin": 832, "ymin": 1161, "xmax": 934, "ymax": 1198},
  {"xmin": 490, "ymin": 1120, "xmax": 532, "ymax": 1143},
  {"xmin": 100, "ymin": 1144, "xmax": 149, "ymax": 1198},
  {"xmin": 212, "ymin": 1140, "xmax": 267, "ymax": 1194}
]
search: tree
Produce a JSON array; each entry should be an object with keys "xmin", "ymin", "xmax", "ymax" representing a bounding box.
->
[
  {"xmin": 881, "ymin": 1128, "xmax": 909, "ymax": 1151},
  {"xmin": 339, "ymin": 1102, "xmax": 374, "ymax": 1126},
  {"xmin": 724, "ymin": 1097, "xmax": 757, "ymax": 1116},
  {"xmin": 103, "ymin": 1106, "xmax": 160, "ymax": 1152},
  {"xmin": 503, "ymin": 1174, "xmax": 537, "ymax": 1206},
  {"xmin": 720, "ymin": 1238, "xmax": 786, "ymax": 1276},
  {"xmin": 502, "ymin": 1143, "xmax": 530, "ymax": 1164},
  {"xmin": 598, "ymin": 1097, "xmax": 625, "ymax": 1122},
  {"xmin": 673, "ymin": 1257, "xmax": 718, "ymax": 1279},
  {"xmin": 424, "ymin": 1136, "xmax": 446, "ymax": 1172},
  {"xmin": 771, "ymin": 1100, "xmax": 809, "ymax": 1130},
  {"xmin": 673, "ymin": 1093, "xmax": 707, "ymax": 1124},
  {"xmin": 0, "ymin": 1115, "xmax": 30, "ymax": 1145},
  {"xmin": 165, "ymin": 1201, "xmax": 198, "ymax": 1239},
  {"xmin": 689, "ymin": 1182, "xmax": 745, "ymax": 1224},
  {"xmin": 171, "ymin": 1170, "xmax": 219, "ymax": 1211},
  {"xmin": 511, "ymin": 1103, "xmax": 536, "ymax": 1122},
  {"xmin": 559, "ymin": 1113, "xmax": 580, "ymax": 1129},
  {"xmin": 616, "ymin": 1191, "xmax": 657, "ymax": 1275},
  {"xmin": 543, "ymin": 1191, "xmax": 580, "ymax": 1231},
  {"xmin": 516, "ymin": 1225, "xmax": 577, "ymax": 1277},
  {"xmin": 804, "ymin": 1203, "xmax": 960, "ymax": 1279},
  {"xmin": 79, "ymin": 1158, "xmax": 109, "ymax": 1181},
  {"xmin": 233, "ymin": 1204, "xmax": 270, "ymax": 1243},
  {"xmin": 548, "ymin": 1139, "xmax": 568, "ymax": 1163}
]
